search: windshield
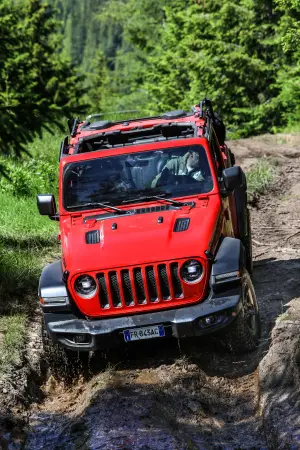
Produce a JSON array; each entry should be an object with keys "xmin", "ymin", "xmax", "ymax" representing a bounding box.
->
[{"xmin": 63, "ymin": 145, "xmax": 213, "ymax": 211}]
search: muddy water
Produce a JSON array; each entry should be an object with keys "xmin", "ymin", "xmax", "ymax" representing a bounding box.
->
[{"xmin": 24, "ymin": 135, "xmax": 300, "ymax": 450}]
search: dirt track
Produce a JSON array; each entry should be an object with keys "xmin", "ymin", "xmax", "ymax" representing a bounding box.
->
[{"xmin": 4, "ymin": 134, "xmax": 300, "ymax": 450}]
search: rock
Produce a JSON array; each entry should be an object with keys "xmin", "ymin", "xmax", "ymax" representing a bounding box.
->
[{"xmin": 187, "ymin": 400, "xmax": 200, "ymax": 413}]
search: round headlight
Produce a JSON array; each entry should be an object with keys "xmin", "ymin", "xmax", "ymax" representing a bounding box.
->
[
  {"xmin": 74, "ymin": 275, "xmax": 97, "ymax": 298},
  {"xmin": 181, "ymin": 260, "xmax": 203, "ymax": 283}
]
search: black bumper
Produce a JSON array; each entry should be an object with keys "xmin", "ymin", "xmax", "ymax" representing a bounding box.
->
[{"xmin": 44, "ymin": 285, "xmax": 243, "ymax": 351}]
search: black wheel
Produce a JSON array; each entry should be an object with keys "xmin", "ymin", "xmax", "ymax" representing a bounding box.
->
[
  {"xmin": 42, "ymin": 320, "xmax": 89, "ymax": 381},
  {"xmin": 219, "ymin": 270, "xmax": 260, "ymax": 353}
]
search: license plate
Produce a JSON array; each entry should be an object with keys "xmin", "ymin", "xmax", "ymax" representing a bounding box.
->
[{"xmin": 123, "ymin": 325, "xmax": 165, "ymax": 342}]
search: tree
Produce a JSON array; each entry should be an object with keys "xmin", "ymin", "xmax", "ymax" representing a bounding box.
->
[
  {"xmin": 50, "ymin": 0, "xmax": 300, "ymax": 136},
  {"xmin": 92, "ymin": 0, "xmax": 169, "ymax": 113},
  {"xmin": 0, "ymin": 0, "xmax": 86, "ymax": 158},
  {"xmin": 140, "ymin": 1, "xmax": 281, "ymax": 135},
  {"xmin": 273, "ymin": 0, "xmax": 300, "ymax": 128},
  {"xmin": 276, "ymin": 0, "xmax": 300, "ymax": 52},
  {"xmin": 104, "ymin": 0, "xmax": 298, "ymax": 136}
]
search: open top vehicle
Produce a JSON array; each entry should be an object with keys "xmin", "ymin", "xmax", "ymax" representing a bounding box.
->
[{"xmin": 37, "ymin": 99, "xmax": 260, "ymax": 372}]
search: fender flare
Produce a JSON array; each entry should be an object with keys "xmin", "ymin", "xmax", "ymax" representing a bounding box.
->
[
  {"xmin": 38, "ymin": 260, "xmax": 68, "ymax": 298},
  {"xmin": 210, "ymin": 237, "xmax": 246, "ymax": 289},
  {"xmin": 234, "ymin": 169, "xmax": 248, "ymax": 239}
]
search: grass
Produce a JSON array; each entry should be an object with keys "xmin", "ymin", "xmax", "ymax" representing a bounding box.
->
[
  {"xmin": 246, "ymin": 158, "xmax": 277, "ymax": 196},
  {"xmin": 0, "ymin": 131, "xmax": 61, "ymax": 376},
  {"xmin": 25, "ymin": 130, "xmax": 62, "ymax": 164},
  {"xmin": 0, "ymin": 315, "xmax": 26, "ymax": 371},
  {"xmin": 0, "ymin": 195, "xmax": 57, "ymax": 244},
  {"xmin": 277, "ymin": 124, "xmax": 300, "ymax": 135},
  {"xmin": 0, "ymin": 195, "xmax": 59, "ymax": 374}
]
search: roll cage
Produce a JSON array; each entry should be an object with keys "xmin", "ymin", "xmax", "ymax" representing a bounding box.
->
[{"xmin": 59, "ymin": 99, "xmax": 226, "ymax": 160}]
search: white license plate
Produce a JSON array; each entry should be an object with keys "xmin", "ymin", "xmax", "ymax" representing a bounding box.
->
[{"xmin": 123, "ymin": 325, "xmax": 165, "ymax": 342}]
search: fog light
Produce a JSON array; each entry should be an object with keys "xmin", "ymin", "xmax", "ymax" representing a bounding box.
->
[
  {"xmin": 73, "ymin": 334, "xmax": 90, "ymax": 344},
  {"xmin": 204, "ymin": 315, "xmax": 216, "ymax": 326}
]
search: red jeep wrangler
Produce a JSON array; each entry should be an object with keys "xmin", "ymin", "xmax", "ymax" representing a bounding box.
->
[{"xmin": 37, "ymin": 99, "xmax": 260, "ymax": 368}]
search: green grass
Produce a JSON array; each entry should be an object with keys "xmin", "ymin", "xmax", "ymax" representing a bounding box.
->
[
  {"xmin": 0, "ymin": 315, "xmax": 26, "ymax": 372},
  {"xmin": 0, "ymin": 131, "xmax": 60, "ymax": 376},
  {"xmin": 25, "ymin": 130, "xmax": 62, "ymax": 164},
  {"xmin": 246, "ymin": 158, "xmax": 277, "ymax": 196},
  {"xmin": 277, "ymin": 124, "xmax": 300, "ymax": 135},
  {"xmin": 0, "ymin": 193, "xmax": 59, "ymax": 308},
  {"xmin": 0, "ymin": 195, "xmax": 57, "ymax": 245},
  {"xmin": 0, "ymin": 194, "xmax": 59, "ymax": 375}
]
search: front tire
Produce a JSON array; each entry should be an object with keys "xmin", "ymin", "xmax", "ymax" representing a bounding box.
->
[
  {"xmin": 220, "ymin": 270, "xmax": 260, "ymax": 353},
  {"xmin": 42, "ymin": 320, "xmax": 89, "ymax": 381}
]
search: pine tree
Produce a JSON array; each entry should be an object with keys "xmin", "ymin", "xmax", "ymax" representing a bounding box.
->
[
  {"xmin": 140, "ymin": 1, "xmax": 280, "ymax": 135},
  {"xmin": 273, "ymin": 0, "xmax": 300, "ymax": 128},
  {"xmin": 0, "ymin": 0, "xmax": 86, "ymax": 158},
  {"xmin": 48, "ymin": 0, "xmax": 300, "ymax": 135}
]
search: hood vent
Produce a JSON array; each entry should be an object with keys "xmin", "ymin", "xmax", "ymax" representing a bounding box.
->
[
  {"xmin": 136, "ymin": 204, "xmax": 172, "ymax": 214},
  {"xmin": 85, "ymin": 230, "xmax": 100, "ymax": 244},
  {"xmin": 174, "ymin": 218, "xmax": 190, "ymax": 232},
  {"xmin": 135, "ymin": 202, "xmax": 194, "ymax": 215}
]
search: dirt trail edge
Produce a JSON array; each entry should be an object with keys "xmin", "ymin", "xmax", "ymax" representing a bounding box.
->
[{"xmin": 5, "ymin": 134, "xmax": 300, "ymax": 450}]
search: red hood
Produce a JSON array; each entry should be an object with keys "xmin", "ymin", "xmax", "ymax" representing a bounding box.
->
[{"xmin": 61, "ymin": 195, "xmax": 221, "ymax": 275}]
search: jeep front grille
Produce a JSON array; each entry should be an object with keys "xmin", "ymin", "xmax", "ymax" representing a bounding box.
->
[{"xmin": 97, "ymin": 262, "xmax": 183, "ymax": 310}]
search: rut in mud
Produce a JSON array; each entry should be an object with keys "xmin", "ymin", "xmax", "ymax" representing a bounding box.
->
[{"xmin": 8, "ymin": 135, "xmax": 300, "ymax": 449}]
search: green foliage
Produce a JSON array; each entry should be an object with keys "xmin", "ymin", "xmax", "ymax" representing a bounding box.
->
[
  {"xmin": 276, "ymin": 0, "xmax": 300, "ymax": 53},
  {"xmin": 115, "ymin": 0, "xmax": 282, "ymax": 136},
  {"xmin": 0, "ymin": 0, "xmax": 86, "ymax": 159},
  {"xmin": 54, "ymin": 0, "xmax": 122, "ymax": 70},
  {"xmin": 0, "ymin": 157, "xmax": 58, "ymax": 197},
  {"xmin": 273, "ymin": 0, "xmax": 300, "ymax": 129},
  {"xmin": 0, "ymin": 193, "xmax": 57, "ymax": 247},
  {"xmin": 0, "ymin": 315, "xmax": 26, "ymax": 373},
  {"xmin": 0, "ymin": 132, "xmax": 59, "ymax": 375},
  {"xmin": 2, "ymin": 0, "xmax": 299, "ymax": 164},
  {"xmin": 69, "ymin": 0, "xmax": 299, "ymax": 136},
  {"xmin": 0, "ymin": 129, "xmax": 60, "ymax": 197},
  {"xmin": 0, "ymin": 191, "xmax": 58, "ymax": 373},
  {"xmin": 247, "ymin": 158, "xmax": 276, "ymax": 195}
]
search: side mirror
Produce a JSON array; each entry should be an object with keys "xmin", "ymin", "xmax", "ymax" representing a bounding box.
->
[
  {"xmin": 222, "ymin": 166, "xmax": 243, "ymax": 192},
  {"xmin": 37, "ymin": 194, "xmax": 57, "ymax": 219}
]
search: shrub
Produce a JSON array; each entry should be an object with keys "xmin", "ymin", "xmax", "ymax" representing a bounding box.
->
[{"xmin": 0, "ymin": 157, "xmax": 58, "ymax": 197}]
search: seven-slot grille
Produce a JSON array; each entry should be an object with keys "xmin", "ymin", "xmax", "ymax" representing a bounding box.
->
[{"xmin": 97, "ymin": 263, "xmax": 183, "ymax": 309}]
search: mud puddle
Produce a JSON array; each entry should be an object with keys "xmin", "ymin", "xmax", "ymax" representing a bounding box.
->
[{"xmin": 7, "ymin": 134, "xmax": 300, "ymax": 449}]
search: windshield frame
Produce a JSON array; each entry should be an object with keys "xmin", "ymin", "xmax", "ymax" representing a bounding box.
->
[{"xmin": 59, "ymin": 137, "xmax": 219, "ymax": 214}]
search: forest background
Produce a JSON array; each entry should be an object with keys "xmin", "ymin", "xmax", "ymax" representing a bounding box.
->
[
  {"xmin": 1, "ymin": 0, "xmax": 300, "ymax": 160},
  {"xmin": 55, "ymin": 0, "xmax": 300, "ymax": 138},
  {"xmin": 1, "ymin": 0, "xmax": 299, "ymax": 191}
]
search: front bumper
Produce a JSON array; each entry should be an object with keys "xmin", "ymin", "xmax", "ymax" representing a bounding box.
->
[{"xmin": 44, "ymin": 286, "xmax": 243, "ymax": 351}]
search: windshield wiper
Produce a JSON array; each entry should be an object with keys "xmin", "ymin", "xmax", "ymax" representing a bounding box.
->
[
  {"xmin": 66, "ymin": 202, "xmax": 126, "ymax": 214},
  {"xmin": 122, "ymin": 193, "xmax": 187, "ymax": 207}
]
